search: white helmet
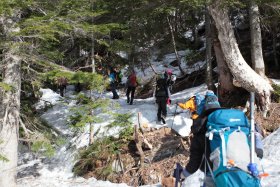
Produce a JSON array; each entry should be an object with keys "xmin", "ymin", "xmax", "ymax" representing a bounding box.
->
[{"xmin": 171, "ymin": 75, "xmax": 176, "ymax": 81}]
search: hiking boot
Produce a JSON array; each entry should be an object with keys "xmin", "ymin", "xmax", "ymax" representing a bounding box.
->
[
  {"xmin": 157, "ymin": 117, "xmax": 161, "ymax": 124},
  {"xmin": 161, "ymin": 115, "xmax": 166, "ymax": 124},
  {"xmin": 112, "ymin": 95, "xmax": 119, "ymax": 99},
  {"xmin": 127, "ymin": 97, "xmax": 130, "ymax": 103}
]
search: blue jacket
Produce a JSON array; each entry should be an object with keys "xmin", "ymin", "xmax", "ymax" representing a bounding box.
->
[{"xmin": 109, "ymin": 72, "xmax": 116, "ymax": 83}]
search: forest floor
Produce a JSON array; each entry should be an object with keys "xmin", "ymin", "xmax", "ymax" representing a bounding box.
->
[{"xmin": 81, "ymin": 102, "xmax": 280, "ymax": 186}]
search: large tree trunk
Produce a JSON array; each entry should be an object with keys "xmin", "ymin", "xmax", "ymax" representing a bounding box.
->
[
  {"xmin": 205, "ymin": 9, "xmax": 215, "ymax": 91},
  {"xmin": 0, "ymin": 52, "xmax": 21, "ymax": 187},
  {"xmin": 208, "ymin": 0, "xmax": 273, "ymax": 116},
  {"xmin": 212, "ymin": 26, "xmax": 235, "ymax": 103},
  {"xmin": 249, "ymin": 0, "xmax": 265, "ymax": 77}
]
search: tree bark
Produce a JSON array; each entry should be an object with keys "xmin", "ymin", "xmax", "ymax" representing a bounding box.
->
[
  {"xmin": 166, "ymin": 16, "xmax": 185, "ymax": 75},
  {"xmin": 272, "ymin": 24, "xmax": 279, "ymax": 69},
  {"xmin": 249, "ymin": 0, "xmax": 265, "ymax": 77},
  {"xmin": 0, "ymin": 52, "xmax": 21, "ymax": 187},
  {"xmin": 212, "ymin": 26, "xmax": 235, "ymax": 102},
  {"xmin": 205, "ymin": 9, "xmax": 215, "ymax": 91},
  {"xmin": 208, "ymin": 0, "xmax": 273, "ymax": 116}
]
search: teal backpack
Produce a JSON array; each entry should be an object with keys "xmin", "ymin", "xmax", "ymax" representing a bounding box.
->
[{"xmin": 206, "ymin": 109, "xmax": 261, "ymax": 187}]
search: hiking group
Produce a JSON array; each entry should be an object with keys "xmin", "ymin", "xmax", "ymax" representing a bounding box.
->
[
  {"xmin": 108, "ymin": 66, "xmax": 139, "ymax": 105},
  {"xmin": 162, "ymin": 91, "xmax": 265, "ymax": 187},
  {"xmin": 107, "ymin": 67, "xmax": 266, "ymax": 187}
]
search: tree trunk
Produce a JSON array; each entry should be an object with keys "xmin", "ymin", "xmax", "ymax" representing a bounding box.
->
[
  {"xmin": 191, "ymin": 11, "xmax": 199, "ymax": 49},
  {"xmin": 0, "ymin": 52, "xmax": 21, "ymax": 187},
  {"xmin": 166, "ymin": 16, "xmax": 185, "ymax": 75},
  {"xmin": 89, "ymin": 90, "xmax": 94, "ymax": 145},
  {"xmin": 89, "ymin": 123, "xmax": 94, "ymax": 145},
  {"xmin": 272, "ymin": 24, "xmax": 279, "ymax": 70},
  {"xmin": 205, "ymin": 9, "xmax": 215, "ymax": 91},
  {"xmin": 249, "ymin": 0, "xmax": 265, "ymax": 77},
  {"xmin": 212, "ymin": 26, "xmax": 235, "ymax": 102},
  {"xmin": 208, "ymin": 0, "xmax": 273, "ymax": 116},
  {"xmin": 91, "ymin": 35, "xmax": 96, "ymax": 73}
]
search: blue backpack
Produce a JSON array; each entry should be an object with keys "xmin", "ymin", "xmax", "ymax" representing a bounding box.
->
[{"xmin": 206, "ymin": 109, "xmax": 261, "ymax": 187}]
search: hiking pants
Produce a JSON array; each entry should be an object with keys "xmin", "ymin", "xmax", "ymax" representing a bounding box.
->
[
  {"xmin": 126, "ymin": 86, "xmax": 136, "ymax": 104},
  {"xmin": 156, "ymin": 97, "xmax": 167, "ymax": 121},
  {"xmin": 110, "ymin": 82, "xmax": 119, "ymax": 98},
  {"xmin": 59, "ymin": 85, "xmax": 66, "ymax": 97}
]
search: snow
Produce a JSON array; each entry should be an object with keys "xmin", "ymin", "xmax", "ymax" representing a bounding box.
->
[
  {"xmin": 34, "ymin": 89, "xmax": 62, "ymax": 110},
  {"xmin": 17, "ymin": 80, "xmax": 280, "ymax": 187}
]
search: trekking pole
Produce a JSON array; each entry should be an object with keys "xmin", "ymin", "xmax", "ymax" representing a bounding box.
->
[
  {"xmin": 173, "ymin": 163, "xmax": 182, "ymax": 187},
  {"xmin": 171, "ymin": 104, "xmax": 178, "ymax": 129},
  {"xmin": 248, "ymin": 92, "xmax": 259, "ymax": 177},
  {"xmin": 250, "ymin": 92, "xmax": 255, "ymax": 164}
]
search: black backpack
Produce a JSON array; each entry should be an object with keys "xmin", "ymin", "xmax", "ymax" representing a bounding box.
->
[{"xmin": 155, "ymin": 77, "xmax": 168, "ymax": 97}]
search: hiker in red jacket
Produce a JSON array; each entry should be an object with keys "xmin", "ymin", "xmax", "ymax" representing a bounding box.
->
[{"xmin": 126, "ymin": 69, "xmax": 138, "ymax": 105}]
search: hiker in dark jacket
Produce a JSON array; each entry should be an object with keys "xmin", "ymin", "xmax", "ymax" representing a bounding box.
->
[
  {"xmin": 126, "ymin": 69, "xmax": 138, "ymax": 105},
  {"xmin": 154, "ymin": 72, "xmax": 172, "ymax": 124},
  {"xmin": 179, "ymin": 91, "xmax": 221, "ymax": 187},
  {"xmin": 163, "ymin": 91, "xmax": 264, "ymax": 187}
]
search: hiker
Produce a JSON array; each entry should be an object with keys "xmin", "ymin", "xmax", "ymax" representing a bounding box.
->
[
  {"xmin": 163, "ymin": 91, "xmax": 264, "ymax": 187},
  {"xmin": 177, "ymin": 91, "xmax": 220, "ymax": 187},
  {"xmin": 154, "ymin": 70, "xmax": 175, "ymax": 124},
  {"xmin": 108, "ymin": 67, "xmax": 119, "ymax": 99},
  {"xmin": 126, "ymin": 69, "xmax": 138, "ymax": 105},
  {"xmin": 56, "ymin": 76, "xmax": 68, "ymax": 97}
]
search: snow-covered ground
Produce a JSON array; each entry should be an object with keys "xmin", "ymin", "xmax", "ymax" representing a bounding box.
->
[{"xmin": 17, "ymin": 80, "xmax": 280, "ymax": 187}]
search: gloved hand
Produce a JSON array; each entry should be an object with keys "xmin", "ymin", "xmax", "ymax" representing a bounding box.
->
[
  {"xmin": 180, "ymin": 169, "xmax": 191, "ymax": 180},
  {"xmin": 173, "ymin": 163, "xmax": 191, "ymax": 182},
  {"xmin": 167, "ymin": 98, "xmax": 171, "ymax": 105}
]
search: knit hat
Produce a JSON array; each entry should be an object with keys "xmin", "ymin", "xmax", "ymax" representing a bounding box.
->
[
  {"xmin": 204, "ymin": 90, "xmax": 221, "ymax": 111},
  {"xmin": 166, "ymin": 69, "xmax": 172, "ymax": 75}
]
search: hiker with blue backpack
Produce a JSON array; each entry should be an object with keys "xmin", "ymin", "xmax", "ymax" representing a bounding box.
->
[
  {"xmin": 163, "ymin": 91, "xmax": 265, "ymax": 187},
  {"xmin": 108, "ymin": 67, "xmax": 119, "ymax": 99},
  {"xmin": 179, "ymin": 91, "xmax": 221, "ymax": 187}
]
